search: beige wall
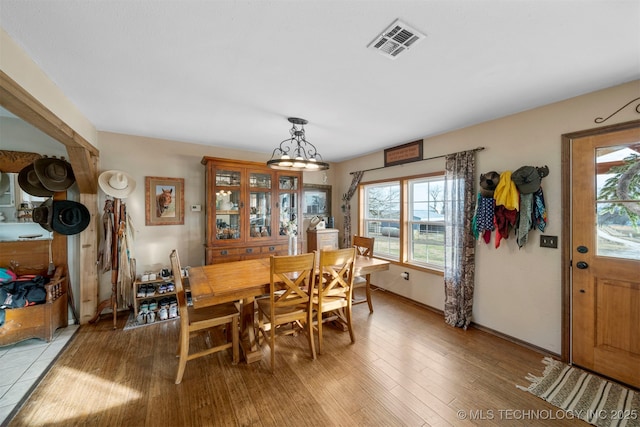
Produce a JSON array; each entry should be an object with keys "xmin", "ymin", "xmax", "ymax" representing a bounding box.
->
[{"xmin": 334, "ymin": 79, "xmax": 640, "ymax": 353}]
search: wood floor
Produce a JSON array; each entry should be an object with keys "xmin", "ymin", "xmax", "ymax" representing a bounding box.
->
[{"xmin": 7, "ymin": 290, "xmax": 586, "ymax": 427}]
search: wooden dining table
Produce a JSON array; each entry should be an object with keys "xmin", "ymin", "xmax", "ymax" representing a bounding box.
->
[{"xmin": 188, "ymin": 254, "xmax": 390, "ymax": 363}]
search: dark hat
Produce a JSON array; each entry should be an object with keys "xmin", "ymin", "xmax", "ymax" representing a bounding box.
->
[
  {"xmin": 512, "ymin": 165, "xmax": 550, "ymax": 194},
  {"xmin": 32, "ymin": 198, "xmax": 54, "ymax": 232},
  {"xmin": 479, "ymin": 171, "xmax": 500, "ymax": 198},
  {"xmin": 18, "ymin": 164, "xmax": 54, "ymax": 197},
  {"xmin": 33, "ymin": 199, "xmax": 90, "ymax": 235},
  {"xmin": 34, "ymin": 156, "xmax": 75, "ymax": 191}
]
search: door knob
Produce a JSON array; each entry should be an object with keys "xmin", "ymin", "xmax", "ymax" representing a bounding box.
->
[{"xmin": 576, "ymin": 261, "xmax": 588, "ymax": 269}]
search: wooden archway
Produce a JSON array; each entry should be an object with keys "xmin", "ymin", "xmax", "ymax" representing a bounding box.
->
[{"xmin": 0, "ymin": 70, "xmax": 100, "ymax": 324}]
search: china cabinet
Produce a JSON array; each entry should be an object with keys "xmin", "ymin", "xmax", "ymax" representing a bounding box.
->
[{"xmin": 201, "ymin": 157, "xmax": 302, "ymax": 264}]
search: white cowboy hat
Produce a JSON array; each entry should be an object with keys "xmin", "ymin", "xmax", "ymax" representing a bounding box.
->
[{"xmin": 98, "ymin": 170, "xmax": 136, "ymax": 198}]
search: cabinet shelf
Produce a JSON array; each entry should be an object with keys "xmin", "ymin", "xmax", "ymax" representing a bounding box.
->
[{"xmin": 132, "ymin": 276, "xmax": 187, "ymax": 325}]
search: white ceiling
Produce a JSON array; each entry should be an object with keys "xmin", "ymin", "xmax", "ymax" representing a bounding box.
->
[{"xmin": 1, "ymin": 1, "xmax": 639, "ymax": 163}]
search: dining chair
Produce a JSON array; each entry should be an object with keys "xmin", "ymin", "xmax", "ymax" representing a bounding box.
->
[
  {"xmin": 312, "ymin": 247, "xmax": 357, "ymax": 354},
  {"xmin": 256, "ymin": 252, "xmax": 317, "ymax": 372},
  {"xmin": 352, "ymin": 235, "xmax": 375, "ymax": 313},
  {"xmin": 170, "ymin": 249, "xmax": 240, "ymax": 384}
]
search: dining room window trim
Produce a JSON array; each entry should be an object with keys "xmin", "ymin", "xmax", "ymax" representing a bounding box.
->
[{"xmin": 358, "ymin": 171, "xmax": 445, "ymax": 274}]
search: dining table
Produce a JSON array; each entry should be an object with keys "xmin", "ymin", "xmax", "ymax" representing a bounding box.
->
[{"xmin": 187, "ymin": 254, "xmax": 390, "ymax": 363}]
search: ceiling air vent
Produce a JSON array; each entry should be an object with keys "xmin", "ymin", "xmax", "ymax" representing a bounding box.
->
[{"xmin": 367, "ymin": 19, "xmax": 426, "ymax": 59}]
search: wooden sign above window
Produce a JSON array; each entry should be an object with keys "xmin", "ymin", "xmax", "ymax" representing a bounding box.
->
[{"xmin": 384, "ymin": 140, "xmax": 423, "ymax": 167}]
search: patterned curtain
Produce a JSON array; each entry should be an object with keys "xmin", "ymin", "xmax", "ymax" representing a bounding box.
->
[
  {"xmin": 443, "ymin": 150, "xmax": 477, "ymax": 329},
  {"xmin": 342, "ymin": 171, "xmax": 364, "ymax": 248}
]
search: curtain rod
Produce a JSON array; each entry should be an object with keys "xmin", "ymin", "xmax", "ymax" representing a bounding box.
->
[{"xmin": 349, "ymin": 146, "xmax": 485, "ymax": 175}]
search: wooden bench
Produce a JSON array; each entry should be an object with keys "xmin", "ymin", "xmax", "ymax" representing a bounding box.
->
[{"xmin": 0, "ymin": 264, "xmax": 68, "ymax": 346}]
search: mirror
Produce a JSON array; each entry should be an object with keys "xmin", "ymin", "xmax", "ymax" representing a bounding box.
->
[
  {"xmin": 0, "ymin": 173, "xmax": 48, "ymax": 221},
  {"xmin": 0, "ymin": 173, "xmax": 15, "ymax": 207},
  {"xmin": 303, "ymin": 184, "xmax": 332, "ymax": 218},
  {"xmin": 0, "ymin": 106, "xmax": 67, "ymax": 241}
]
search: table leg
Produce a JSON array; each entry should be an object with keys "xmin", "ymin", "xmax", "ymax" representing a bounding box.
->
[{"xmin": 239, "ymin": 297, "xmax": 262, "ymax": 364}]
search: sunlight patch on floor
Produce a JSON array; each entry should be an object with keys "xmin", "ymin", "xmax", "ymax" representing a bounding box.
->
[{"xmin": 23, "ymin": 366, "xmax": 142, "ymax": 426}]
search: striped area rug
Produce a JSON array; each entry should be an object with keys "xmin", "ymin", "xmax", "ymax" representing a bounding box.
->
[{"xmin": 518, "ymin": 357, "xmax": 639, "ymax": 427}]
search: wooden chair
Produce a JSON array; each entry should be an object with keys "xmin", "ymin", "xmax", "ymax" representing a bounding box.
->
[
  {"xmin": 312, "ymin": 247, "xmax": 357, "ymax": 354},
  {"xmin": 352, "ymin": 236, "xmax": 375, "ymax": 313},
  {"xmin": 170, "ymin": 250, "xmax": 239, "ymax": 384},
  {"xmin": 256, "ymin": 252, "xmax": 317, "ymax": 372}
]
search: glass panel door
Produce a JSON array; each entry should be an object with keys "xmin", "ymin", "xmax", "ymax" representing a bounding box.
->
[
  {"xmin": 215, "ymin": 168, "xmax": 241, "ymax": 240},
  {"xmin": 278, "ymin": 175, "xmax": 299, "ymax": 237},
  {"xmin": 249, "ymin": 172, "xmax": 272, "ymax": 238}
]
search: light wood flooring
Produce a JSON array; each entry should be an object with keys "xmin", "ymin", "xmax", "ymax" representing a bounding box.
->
[{"xmin": 7, "ymin": 290, "xmax": 586, "ymax": 426}]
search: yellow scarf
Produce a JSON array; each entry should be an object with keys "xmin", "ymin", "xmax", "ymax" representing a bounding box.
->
[{"xmin": 494, "ymin": 171, "xmax": 519, "ymax": 211}]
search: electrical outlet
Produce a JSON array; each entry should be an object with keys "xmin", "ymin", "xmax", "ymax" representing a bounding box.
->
[
  {"xmin": 402, "ymin": 271, "xmax": 410, "ymax": 280},
  {"xmin": 540, "ymin": 235, "xmax": 558, "ymax": 248}
]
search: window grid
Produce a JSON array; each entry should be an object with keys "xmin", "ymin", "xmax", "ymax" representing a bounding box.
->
[{"xmin": 359, "ymin": 173, "xmax": 445, "ymax": 272}]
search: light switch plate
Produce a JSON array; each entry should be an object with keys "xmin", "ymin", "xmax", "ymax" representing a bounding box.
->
[
  {"xmin": 540, "ymin": 235, "xmax": 558, "ymax": 248},
  {"xmin": 191, "ymin": 204, "xmax": 201, "ymax": 212}
]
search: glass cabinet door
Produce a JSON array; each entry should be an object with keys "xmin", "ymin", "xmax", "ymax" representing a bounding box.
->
[
  {"xmin": 249, "ymin": 171, "xmax": 272, "ymax": 239},
  {"xmin": 278, "ymin": 174, "xmax": 299, "ymax": 237},
  {"xmin": 215, "ymin": 168, "xmax": 241, "ymax": 240}
]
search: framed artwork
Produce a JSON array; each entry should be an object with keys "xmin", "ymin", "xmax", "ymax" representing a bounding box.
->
[
  {"xmin": 384, "ymin": 139, "xmax": 423, "ymax": 167},
  {"xmin": 145, "ymin": 176, "xmax": 185, "ymax": 226},
  {"xmin": 303, "ymin": 184, "xmax": 331, "ymax": 218}
]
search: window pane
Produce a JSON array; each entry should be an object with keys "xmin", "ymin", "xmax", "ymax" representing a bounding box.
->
[
  {"xmin": 596, "ymin": 147, "xmax": 639, "ymax": 260},
  {"xmin": 409, "ymin": 177, "xmax": 445, "ymax": 269},
  {"xmin": 363, "ymin": 182, "xmax": 400, "ymax": 260}
]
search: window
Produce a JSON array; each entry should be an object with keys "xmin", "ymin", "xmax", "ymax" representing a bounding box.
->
[
  {"xmin": 359, "ymin": 173, "xmax": 445, "ymax": 272},
  {"xmin": 408, "ymin": 177, "xmax": 445, "ymax": 269},
  {"xmin": 362, "ymin": 181, "xmax": 401, "ymax": 260}
]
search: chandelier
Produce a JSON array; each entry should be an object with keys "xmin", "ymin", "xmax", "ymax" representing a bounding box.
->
[{"xmin": 267, "ymin": 117, "xmax": 330, "ymax": 171}]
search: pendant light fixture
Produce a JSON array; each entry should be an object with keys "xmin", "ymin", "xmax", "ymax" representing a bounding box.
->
[{"xmin": 267, "ymin": 117, "xmax": 330, "ymax": 171}]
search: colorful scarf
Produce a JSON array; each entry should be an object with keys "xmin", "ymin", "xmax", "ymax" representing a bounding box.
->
[{"xmin": 533, "ymin": 187, "xmax": 547, "ymax": 231}]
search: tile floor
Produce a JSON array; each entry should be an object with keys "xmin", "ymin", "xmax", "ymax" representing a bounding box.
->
[{"xmin": 0, "ymin": 324, "xmax": 79, "ymax": 426}]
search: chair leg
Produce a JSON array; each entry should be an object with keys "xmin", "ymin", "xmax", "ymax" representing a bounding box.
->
[
  {"xmin": 317, "ymin": 309, "xmax": 323, "ymax": 355},
  {"xmin": 307, "ymin": 308, "xmax": 316, "ymax": 360},
  {"xmin": 269, "ymin": 326, "xmax": 276, "ymax": 372},
  {"xmin": 345, "ymin": 305, "xmax": 356, "ymax": 344},
  {"xmin": 175, "ymin": 328, "xmax": 190, "ymax": 384},
  {"xmin": 231, "ymin": 315, "xmax": 239, "ymax": 365}
]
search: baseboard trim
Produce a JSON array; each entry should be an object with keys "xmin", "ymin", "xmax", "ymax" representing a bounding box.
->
[{"xmin": 371, "ymin": 285, "xmax": 559, "ymax": 359}]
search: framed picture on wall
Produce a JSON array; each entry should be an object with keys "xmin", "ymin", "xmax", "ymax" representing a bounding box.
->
[{"xmin": 145, "ymin": 176, "xmax": 185, "ymax": 226}]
